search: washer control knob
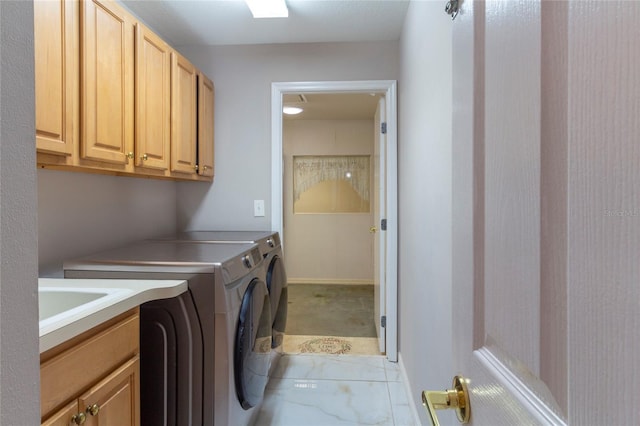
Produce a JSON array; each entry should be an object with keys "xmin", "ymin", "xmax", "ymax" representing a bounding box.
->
[
  {"xmin": 267, "ymin": 238, "xmax": 275, "ymax": 248},
  {"xmin": 242, "ymin": 256, "xmax": 252, "ymax": 268}
]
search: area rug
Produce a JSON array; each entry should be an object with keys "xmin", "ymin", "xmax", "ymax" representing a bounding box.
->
[
  {"xmin": 285, "ymin": 284, "xmax": 376, "ymax": 337},
  {"xmin": 283, "ymin": 334, "xmax": 380, "ymax": 356}
]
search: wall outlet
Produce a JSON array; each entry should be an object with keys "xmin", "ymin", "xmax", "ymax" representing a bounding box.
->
[{"xmin": 254, "ymin": 200, "xmax": 265, "ymax": 217}]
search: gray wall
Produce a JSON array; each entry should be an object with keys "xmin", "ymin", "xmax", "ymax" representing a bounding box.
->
[
  {"xmin": 38, "ymin": 170, "xmax": 177, "ymax": 275},
  {"xmin": 175, "ymin": 42, "xmax": 399, "ymax": 231},
  {"xmin": 398, "ymin": 1, "xmax": 453, "ymax": 423},
  {"xmin": 0, "ymin": 1, "xmax": 40, "ymax": 423}
]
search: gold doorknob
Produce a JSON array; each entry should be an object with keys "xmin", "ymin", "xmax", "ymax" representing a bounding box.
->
[
  {"xmin": 86, "ymin": 403, "xmax": 100, "ymax": 416},
  {"xmin": 72, "ymin": 412, "xmax": 86, "ymax": 425},
  {"xmin": 126, "ymin": 152, "xmax": 134, "ymax": 160},
  {"xmin": 369, "ymin": 226, "xmax": 377, "ymax": 233},
  {"xmin": 422, "ymin": 375, "xmax": 470, "ymax": 426},
  {"xmin": 141, "ymin": 153, "xmax": 148, "ymax": 161}
]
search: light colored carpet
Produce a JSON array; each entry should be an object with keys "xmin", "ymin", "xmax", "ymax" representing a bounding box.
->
[{"xmin": 283, "ymin": 334, "xmax": 380, "ymax": 355}]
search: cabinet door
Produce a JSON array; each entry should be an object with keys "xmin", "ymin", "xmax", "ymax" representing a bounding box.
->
[
  {"xmin": 135, "ymin": 23, "xmax": 170, "ymax": 170},
  {"xmin": 198, "ymin": 73, "xmax": 215, "ymax": 177},
  {"xmin": 80, "ymin": 356, "xmax": 140, "ymax": 426},
  {"xmin": 42, "ymin": 400, "xmax": 78, "ymax": 426},
  {"xmin": 171, "ymin": 52, "xmax": 197, "ymax": 174},
  {"xmin": 81, "ymin": 0, "xmax": 134, "ymax": 165},
  {"xmin": 34, "ymin": 0, "xmax": 77, "ymax": 156}
]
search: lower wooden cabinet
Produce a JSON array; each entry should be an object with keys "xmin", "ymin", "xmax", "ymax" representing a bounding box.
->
[
  {"xmin": 40, "ymin": 309, "xmax": 140, "ymax": 426},
  {"xmin": 43, "ymin": 357, "xmax": 139, "ymax": 426},
  {"xmin": 42, "ymin": 401, "xmax": 78, "ymax": 426}
]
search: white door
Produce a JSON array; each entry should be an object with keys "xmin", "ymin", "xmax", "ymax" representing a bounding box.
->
[
  {"xmin": 373, "ymin": 97, "xmax": 387, "ymax": 353},
  {"xmin": 441, "ymin": 1, "xmax": 640, "ymax": 425}
]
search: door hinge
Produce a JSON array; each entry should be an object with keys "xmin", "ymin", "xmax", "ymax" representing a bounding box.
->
[
  {"xmin": 381, "ymin": 122, "xmax": 387, "ymax": 134},
  {"xmin": 381, "ymin": 219, "xmax": 387, "ymax": 231},
  {"xmin": 381, "ymin": 316, "xmax": 387, "ymax": 328}
]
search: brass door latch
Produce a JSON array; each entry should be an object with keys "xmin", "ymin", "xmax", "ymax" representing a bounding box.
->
[{"xmin": 422, "ymin": 375, "xmax": 470, "ymax": 426}]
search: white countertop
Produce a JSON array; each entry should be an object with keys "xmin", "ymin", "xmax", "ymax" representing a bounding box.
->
[{"xmin": 39, "ymin": 278, "xmax": 188, "ymax": 353}]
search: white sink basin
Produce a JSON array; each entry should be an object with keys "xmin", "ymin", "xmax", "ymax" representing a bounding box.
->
[
  {"xmin": 38, "ymin": 278, "xmax": 188, "ymax": 353},
  {"xmin": 39, "ymin": 289, "xmax": 111, "ymax": 321},
  {"xmin": 38, "ymin": 287, "xmax": 130, "ymax": 327}
]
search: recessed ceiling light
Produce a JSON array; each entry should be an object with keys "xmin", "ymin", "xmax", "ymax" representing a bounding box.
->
[
  {"xmin": 245, "ymin": 0, "xmax": 288, "ymax": 18},
  {"xmin": 283, "ymin": 106, "xmax": 303, "ymax": 115}
]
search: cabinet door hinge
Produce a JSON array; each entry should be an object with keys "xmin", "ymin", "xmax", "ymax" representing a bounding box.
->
[
  {"xmin": 381, "ymin": 219, "xmax": 387, "ymax": 231},
  {"xmin": 381, "ymin": 122, "xmax": 387, "ymax": 134},
  {"xmin": 381, "ymin": 316, "xmax": 387, "ymax": 328}
]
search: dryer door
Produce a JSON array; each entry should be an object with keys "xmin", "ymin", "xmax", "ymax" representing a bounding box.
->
[
  {"xmin": 266, "ymin": 254, "xmax": 287, "ymax": 349},
  {"xmin": 234, "ymin": 278, "xmax": 272, "ymax": 409}
]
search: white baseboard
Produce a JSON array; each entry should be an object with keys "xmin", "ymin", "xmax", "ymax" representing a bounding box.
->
[
  {"xmin": 398, "ymin": 352, "xmax": 423, "ymax": 426},
  {"xmin": 287, "ymin": 278, "xmax": 374, "ymax": 285}
]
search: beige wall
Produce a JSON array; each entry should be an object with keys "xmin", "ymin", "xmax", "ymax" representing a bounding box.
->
[{"xmin": 283, "ymin": 119, "xmax": 374, "ymax": 283}]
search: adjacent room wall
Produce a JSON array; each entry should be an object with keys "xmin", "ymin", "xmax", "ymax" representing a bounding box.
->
[
  {"xmin": 283, "ymin": 119, "xmax": 374, "ymax": 284},
  {"xmin": 175, "ymin": 42, "xmax": 398, "ymax": 232},
  {"xmin": 398, "ymin": 1, "xmax": 453, "ymax": 423}
]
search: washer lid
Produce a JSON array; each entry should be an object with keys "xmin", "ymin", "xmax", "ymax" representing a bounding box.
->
[{"xmin": 63, "ymin": 240, "xmax": 260, "ymax": 278}]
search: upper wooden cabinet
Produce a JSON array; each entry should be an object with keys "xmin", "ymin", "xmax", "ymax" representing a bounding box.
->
[
  {"xmin": 171, "ymin": 52, "xmax": 198, "ymax": 175},
  {"xmin": 34, "ymin": 0, "xmax": 214, "ymax": 182},
  {"xmin": 81, "ymin": 0, "xmax": 135, "ymax": 165},
  {"xmin": 34, "ymin": 0, "xmax": 78, "ymax": 156},
  {"xmin": 198, "ymin": 73, "xmax": 215, "ymax": 178},
  {"xmin": 135, "ymin": 23, "xmax": 171, "ymax": 171}
]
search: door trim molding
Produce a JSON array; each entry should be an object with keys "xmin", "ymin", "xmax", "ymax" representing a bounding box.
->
[
  {"xmin": 475, "ymin": 348, "xmax": 567, "ymax": 425},
  {"xmin": 271, "ymin": 80, "xmax": 398, "ymax": 361}
]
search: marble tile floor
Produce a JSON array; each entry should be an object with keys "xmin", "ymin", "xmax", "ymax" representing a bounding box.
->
[{"xmin": 254, "ymin": 354, "xmax": 417, "ymax": 426}]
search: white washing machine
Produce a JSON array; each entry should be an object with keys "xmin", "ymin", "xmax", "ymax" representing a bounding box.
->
[
  {"xmin": 151, "ymin": 231, "xmax": 288, "ymax": 368},
  {"xmin": 64, "ymin": 241, "xmax": 272, "ymax": 426}
]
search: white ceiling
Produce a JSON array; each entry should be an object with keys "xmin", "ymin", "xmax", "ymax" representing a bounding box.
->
[{"xmin": 120, "ymin": 0, "xmax": 410, "ymax": 47}]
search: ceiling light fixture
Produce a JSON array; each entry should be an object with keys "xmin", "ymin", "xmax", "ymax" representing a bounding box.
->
[
  {"xmin": 283, "ymin": 106, "xmax": 303, "ymax": 115},
  {"xmin": 245, "ymin": 0, "xmax": 288, "ymax": 18}
]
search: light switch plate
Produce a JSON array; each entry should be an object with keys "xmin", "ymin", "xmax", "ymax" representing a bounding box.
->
[{"xmin": 254, "ymin": 200, "xmax": 265, "ymax": 217}]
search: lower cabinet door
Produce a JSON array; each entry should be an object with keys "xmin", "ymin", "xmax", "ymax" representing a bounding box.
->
[
  {"xmin": 42, "ymin": 400, "xmax": 78, "ymax": 426},
  {"xmin": 79, "ymin": 356, "xmax": 140, "ymax": 426}
]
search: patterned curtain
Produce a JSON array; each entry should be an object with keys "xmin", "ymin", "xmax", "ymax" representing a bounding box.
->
[{"xmin": 293, "ymin": 156, "xmax": 370, "ymax": 202}]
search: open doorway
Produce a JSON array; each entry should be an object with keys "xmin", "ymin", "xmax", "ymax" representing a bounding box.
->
[
  {"xmin": 283, "ymin": 93, "xmax": 380, "ymax": 355},
  {"xmin": 271, "ymin": 81, "xmax": 398, "ymax": 362}
]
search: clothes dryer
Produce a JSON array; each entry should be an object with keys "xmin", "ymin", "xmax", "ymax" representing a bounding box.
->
[
  {"xmin": 151, "ymin": 231, "xmax": 288, "ymax": 360},
  {"xmin": 64, "ymin": 241, "xmax": 271, "ymax": 426}
]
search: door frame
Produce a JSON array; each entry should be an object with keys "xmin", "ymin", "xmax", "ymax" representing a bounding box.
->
[{"xmin": 271, "ymin": 80, "xmax": 398, "ymax": 361}]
